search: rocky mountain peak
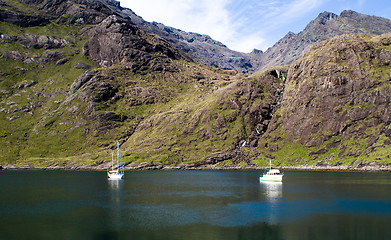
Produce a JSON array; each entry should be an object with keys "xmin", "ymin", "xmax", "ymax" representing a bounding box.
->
[
  {"xmin": 256, "ymin": 10, "xmax": 391, "ymax": 71},
  {"xmin": 114, "ymin": 5, "xmax": 391, "ymax": 74},
  {"xmin": 340, "ymin": 9, "xmax": 362, "ymax": 18},
  {"xmin": 251, "ymin": 49, "xmax": 263, "ymax": 55},
  {"xmin": 313, "ymin": 11, "xmax": 338, "ymax": 25},
  {"xmin": 8, "ymin": 1, "xmax": 390, "ymax": 74}
]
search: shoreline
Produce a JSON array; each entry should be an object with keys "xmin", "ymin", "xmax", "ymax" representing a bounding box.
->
[{"xmin": 1, "ymin": 162, "xmax": 391, "ymax": 172}]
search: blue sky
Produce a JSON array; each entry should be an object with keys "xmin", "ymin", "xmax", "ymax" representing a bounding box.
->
[{"xmin": 120, "ymin": 0, "xmax": 391, "ymax": 53}]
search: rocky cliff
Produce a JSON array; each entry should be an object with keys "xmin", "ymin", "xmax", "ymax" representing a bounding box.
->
[
  {"xmin": 257, "ymin": 11, "xmax": 391, "ymax": 71},
  {"xmin": 18, "ymin": 1, "xmax": 389, "ymax": 75},
  {"xmin": 0, "ymin": 0, "xmax": 390, "ymax": 170},
  {"xmin": 257, "ymin": 33, "xmax": 391, "ymax": 168},
  {"xmin": 111, "ymin": 5, "xmax": 262, "ymax": 74},
  {"xmin": 113, "ymin": 6, "xmax": 391, "ymax": 74}
]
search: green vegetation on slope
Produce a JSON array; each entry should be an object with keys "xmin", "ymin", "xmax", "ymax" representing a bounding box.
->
[
  {"xmin": 1, "ymin": 7, "xmax": 391, "ymax": 169},
  {"xmin": 256, "ymin": 33, "xmax": 391, "ymax": 167}
]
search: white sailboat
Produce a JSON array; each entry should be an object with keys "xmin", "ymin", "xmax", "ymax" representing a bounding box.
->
[
  {"xmin": 259, "ymin": 160, "xmax": 283, "ymax": 182},
  {"xmin": 107, "ymin": 142, "xmax": 124, "ymax": 180}
]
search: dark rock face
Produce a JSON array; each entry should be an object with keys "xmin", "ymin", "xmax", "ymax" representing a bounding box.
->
[
  {"xmin": 92, "ymin": 81, "xmax": 118, "ymax": 103},
  {"xmin": 83, "ymin": 15, "xmax": 187, "ymax": 68},
  {"xmin": 74, "ymin": 62, "xmax": 91, "ymax": 69},
  {"xmin": 67, "ymin": 70, "xmax": 98, "ymax": 97},
  {"xmin": 65, "ymin": 69, "xmax": 120, "ymax": 126},
  {"xmin": 16, "ymin": 0, "xmax": 116, "ymax": 25},
  {"xmin": 0, "ymin": 8, "xmax": 50, "ymax": 27},
  {"xmin": 0, "ymin": 33, "xmax": 72, "ymax": 50},
  {"xmin": 56, "ymin": 58, "xmax": 69, "ymax": 65},
  {"xmin": 97, "ymin": 111, "xmax": 127, "ymax": 122},
  {"xmin": 1, "ymin": 48, "xmax": 64, "ymax": 66},
  {"xmin": 18, "ymin": 35, "xmax": 72, "ymax": 49},
  {"xmin": 12, "ymin": 80, "xmax": 37, "ymax": 89},
  {"xmin": 146, "ymin": 22, "xmax": 255, "ymax": 73},
  {"xmin": 2, "ymin": 51, "xmax": 23, "ymax": 61},
  {"xmin": 41, "ymin": 51, "xmax": 63, "ymax": 64},
  {"xmin": 39, "ymin": 0, "xmax": 113, "ymax": 25}
]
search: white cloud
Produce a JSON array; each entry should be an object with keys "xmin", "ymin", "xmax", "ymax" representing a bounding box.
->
[
  {"xmin": 229, "ymin": 33, "xmax": 266, "ymax": 53},
  {"xmin": 121, "ymin": 0, "xmax": 233, "ymax": 40},
  {"xmin": 119, "ymin": 0, "xmax": 325, "ymax": 52},
  {"xmin": 119, "ymin": 0, "xmax": 390, "ymax": 52},
  {"xmin": 121, "ymin": 0, "xmax": 264, "ymax": 52}
]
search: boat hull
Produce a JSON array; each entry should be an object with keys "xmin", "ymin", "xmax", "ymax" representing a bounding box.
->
[
  {"xmin": 107, "ymin": 172, "xmax": 124, "ymax": 180},
  {"xmin": 259, "ymin": 174, "xmax": 283, "ymax": 182}
]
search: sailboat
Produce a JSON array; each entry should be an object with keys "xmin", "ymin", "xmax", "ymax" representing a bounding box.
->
[
  {"xmin": 259, "ymin": 160, "xmax": 283, "ymax": 182},
  {"xmin": 107, "ymin": 142, "xmax": 124, "ymax": 180}
]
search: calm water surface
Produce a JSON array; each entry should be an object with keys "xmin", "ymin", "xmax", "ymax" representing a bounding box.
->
[{"xmin": 0, "ymin": 170, "xmax": 390, "ymax": 239}]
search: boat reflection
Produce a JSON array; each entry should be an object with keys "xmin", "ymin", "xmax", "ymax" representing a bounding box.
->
[
  {"xmin": 261, "ymin": 181, "xmax": 283, "ymax": 201},
  {"xmin": 107, "ymin": 178, "xmax": 123, "ymax": 230},
  {"xmin": 108, "ymin": 178, "xmax": 123, "ymax": 191}
]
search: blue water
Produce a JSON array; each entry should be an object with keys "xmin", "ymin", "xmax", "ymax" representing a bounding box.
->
[{"xmin": 0, "ymin": 170, "xmax": 390, "ymax": 239}]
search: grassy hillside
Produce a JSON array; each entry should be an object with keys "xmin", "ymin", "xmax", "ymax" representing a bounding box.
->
[
  {"xmin": 0, "ymin": 22, "xmax": 93, "ymax": 165},
  {"xmin": 1, "ymin": 1, "xmax": 391, "ymax": 170},
  {"xmin": 0, "ymin": 18, "xmax": 244, "ymax": 167}
]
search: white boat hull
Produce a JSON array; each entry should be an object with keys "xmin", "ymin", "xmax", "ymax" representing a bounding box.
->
[
  {"xmin": 107, "ymin": 171, "xmax": 124, "ymax": 180},
  {"xmin": 259, "ymin": 174, "xmax": 283, "ymax": 182}
]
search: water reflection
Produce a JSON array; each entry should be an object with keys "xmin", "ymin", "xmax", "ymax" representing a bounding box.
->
[
  {"xmin": 260, "ymin": 181, "xmax": 283, "ymax": 201},
  {"xmin": 107, "ymin": 178, "xmax": 124, "ymax": 232},
  {"xmin": 2, "ymin": 171, "xmax": 391, "ymax": 240},
  {"xmin": 108, "ymin": 179, "xmax": 123, "ymax": 191},
  {"xmin": 258, "ymin": 181, "xmax": 283, "ymax": 224}
]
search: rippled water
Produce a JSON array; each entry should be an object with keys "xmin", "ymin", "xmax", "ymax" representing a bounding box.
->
[{"xmin": 1, "ymin": 170, "xmax": 390, "ymax": 239}]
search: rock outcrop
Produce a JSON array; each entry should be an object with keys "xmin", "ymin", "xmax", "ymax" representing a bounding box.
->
[
  {"xmin": 83, "ymin": 15, "xmax": 187, "ymax": 68},
  {"xmin": 0, "ymin": 0, "xmax": 51, "ymax": 27}
]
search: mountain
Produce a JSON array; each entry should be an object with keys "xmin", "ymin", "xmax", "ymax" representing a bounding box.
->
[
  {"xmin": 105, "ymin": 2, "xmax": 262, "ymax": 74},
  {"xmin": 257, "ymin": 10, "xmax": 391, "ymax": 71},
  {"xmin": 25, "ymin": 1, "xmax": 390, "ymax": 75},
  {"xmin": 0, "ymin": 0, "xmax": 390, "ymax": 170},
  {"xmin": 0, "ymin": 0, "xmax": 243, "ymax": 168},
  {"xmin": 108, "ymin": 5, "xmax": 391, "ymax": 74}
]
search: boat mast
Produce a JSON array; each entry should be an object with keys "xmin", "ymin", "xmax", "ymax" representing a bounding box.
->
[
  {"xmin": 117, "ymin": 141, "xmax": 124, "ymax": 175},
  {"xmin": 111, "ymin": 152, "xmax": 114, "ymax": 171}
]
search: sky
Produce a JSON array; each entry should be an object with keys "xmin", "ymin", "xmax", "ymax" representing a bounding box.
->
[{"xmin": 120, "ymin": 0, "xmax": 391, "ymax": 53}]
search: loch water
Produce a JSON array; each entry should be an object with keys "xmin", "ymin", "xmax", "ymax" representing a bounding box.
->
[{"xmin": 0, "ymin": 170, "xmax": 390, "ymax": 240}]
